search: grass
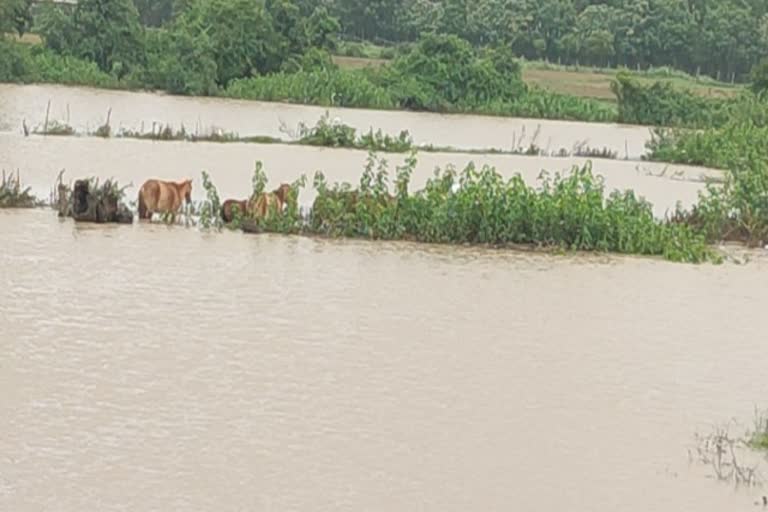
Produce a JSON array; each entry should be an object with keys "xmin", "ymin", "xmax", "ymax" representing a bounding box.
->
[
  {"xmin": 331, "ymin": 55, "xmax": 387, "ymax": 70},
  {"xmin": 27, "ymin": 113, "xmax": 626, "ymax": 161},
  {"xmin": 522, "ymin": 60, "xmax": 741, "ymax": 102},
  {"xmin": 0, "ymin": 170, "xmax": 43, "ymax": 208},
  {"xmin": 332, "ymin": 42, "xmax": 741, "ymax": 105},
  {"xmin": 7, "ymin": 32, "xmax": 42, "ymax": 45},
  {"xmin": 751, "ymin": 433, "xmax": 768, "ymax": 450}
]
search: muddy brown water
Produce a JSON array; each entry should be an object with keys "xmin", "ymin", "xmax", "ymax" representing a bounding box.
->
[
  {"xmin": 1, "ymin": 84, "xmax": 655, "ymax": 158},
  {"xmin": 2, "ymin": 210, "xmax": 768, "ymax": 511},
  {"xmin": 0, "ymin": 133, "xmax": 720, "ymax": 219},
  {"xmin": 1, "ymin": 85, "xmax": 767, "ymax": 512}
]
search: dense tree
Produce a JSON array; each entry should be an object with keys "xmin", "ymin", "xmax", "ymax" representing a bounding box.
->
[
  {"xmin": 19, "ymin": 0, "xmax": 768, "ymax": 86},
  {"xmin": 329, "ymin": 0, "xmax": 768, "ymax": 81},
  {"xmin": 0, "ymin": 0, "xmax": 33, "ymax": 36},
  {"xmin": 132, "ymin": 0, "xmax": 174, "ymax": 27},
  {"xmin": 37, "ymin": 0, "xmax": 144, "ymax": 76},
  {"xmin": 143, "ymin": 26, "xmax": 217, "ymax": 94},
  {"xmin": 750, "ymin": 58, "xmax": 768, "ymax": 95}
]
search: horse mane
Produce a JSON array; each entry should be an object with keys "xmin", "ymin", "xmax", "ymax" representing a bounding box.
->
[{"xmin": 273, "ymin": 183, "xmax": 291, "ymax": 202}]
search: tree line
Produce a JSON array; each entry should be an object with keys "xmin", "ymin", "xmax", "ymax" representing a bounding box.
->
[
  {"xmin": 4, "ymin": 0, "xmax": 768, "ymax": 84},
  {"xmin": 3, "ymin": 0, "xmax": 768, "ymax": 128},
  {"xmin": 133, "ymin": 0, "xmax": 768, "ymax": 82},
  {"xmin": 329, "ymin": 0, "xmax": 768, "ymax": 82}
]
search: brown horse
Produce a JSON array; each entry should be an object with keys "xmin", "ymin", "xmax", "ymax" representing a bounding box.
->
[
  {"xmin": 220, "ymin": 199, "xmax": 248, "ymax": 224},
  {"xmin": 138, "ymin": 179, "xmax": 192, "ymax": 222},
  {"xmin": 248, "ymin": 183, "xmax": 292, "ymax": 220}
]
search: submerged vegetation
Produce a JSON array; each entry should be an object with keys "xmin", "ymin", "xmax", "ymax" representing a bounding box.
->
[
  {"xmin": 196, "ymin": 153, "xmax": 717, "ymax": 263},
  {"xmin": 20, "ymin": 112, "xmax": 624, "ymax": 160},
  {"xmin": 53, "ymin": 172, "xmax": 133, "ymax": 223},
  {"xmin": 0, "ymin": 170, "xmax": 42, "ymax": 208}
]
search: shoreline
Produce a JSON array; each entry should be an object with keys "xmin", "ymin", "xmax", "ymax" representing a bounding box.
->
[{"xmin": 0, "ymin": 82, "xmax": 650, "ymax": 131}]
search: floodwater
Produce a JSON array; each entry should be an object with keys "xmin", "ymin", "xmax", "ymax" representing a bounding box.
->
[
  {"xmin": 0, "ymin": 133, "xmax": 720, "ymax": 219},
  {"xmin": 1, "ymin": 85, "xmax": 767, "ymax": 512},
  {"xmin": 1, "ymin": 83, "xmax": 655, "ymax": 158},
  {"xmin": 2, "ymin": 210, "xmax": 768, "ymax": 512}
]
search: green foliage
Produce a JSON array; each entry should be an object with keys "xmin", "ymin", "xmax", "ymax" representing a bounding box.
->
[
  {"xmin": 306, "ymin": 6, "xmax": 341, "ymax": 51},
  {"xmin": 199, "ymin": 170, "xmax": 222, "ymax": 230},
  {"xmin": 504, "ymin": 87, "xmax": 616, "ymax": 122},
  {"xmin": 0, "ymin": 39, "xmax": 33, "ymax": 82},
  {"xmin": 175, "ymin": 0, "xmax": 276, "ymax": 85},
  {"xmin": 332, "ymin": 0, "xmax": 767, "ymax": 83},
  {"xmin": 302, "ymin": 153, "xmax": 714, "ymax": 262},
  {"xmin": 645, "ymin": 122, "xmax": 768, "ymax": 169},
  {"xmin": 750, "ymin": 58, "xmax": 768, "ymax": 95},
  {"xmin": 646, "ymin": 118, "xmax": 768, "ymax": 247},
  {"xmin": 0, "ymin": 0, "xmax": 32, "ymax": 36},
  {"xmin": 142, "ymin": 26, "xmax": 218, "ymax": 95},
  {"xmin": 58, "ymin": 0, "xmax": 145, "ymax": 77},
  {"xmin": 132, "ymin": 0, "xmax": 174, "ymax": 27},
  {"xmin": 36, "ymin": 4, "xmax": 77, "ymax": 54},
  {"xmin": 378, "ymin": 34, "xmax": 527, "ymax": 110},
  {"xmin": 222, "ymin": 33, "xmax": 612, "ymax": 123},
  {"xmin": 294, "ymin": 113, "xmax": 414, "ymax": 151},
  {"xmin": 173, "ymin": 0, "xmax": 338, "ymax": 86},
  {"xmin": 29, "ymin": 46, "xmax": 119, "ymax": 87},
  {"xmin": 280, "ymin": 47, "xmax": 336, "ymax": 73},
  {"xmin": 224, "ymin": 68, "xmax": 394, "ymax": 108},
  {"xmin": 612, "ymin": 71, "xmax": 732, "ymax": 127},
  {"xmin": 240, "ymin": 162, "xmax": 306, "ymax": 234},
  {"xmin": 674, "ymin": 156, "xmax": 768, "ymax": 247},
  {"xmin": 0, "ymin": 170, "xmax": 41, "ymax": 208}
]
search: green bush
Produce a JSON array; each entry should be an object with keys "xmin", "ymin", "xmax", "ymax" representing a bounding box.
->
[
  {"xmin": 0, "ymin": 40, "xmax": 33, "ymax": 82},
  {"xmin": 142, "ymin": 27, "xmax": 218, "ymax": 95},
  {"xmin": 302, "ymin": 154, "xmax": 715, "ymax": 262},
  {"xmin": 224, "ymin": 68, "xmax": 394, "ymax": 108},
  {"xmin": 612, "ymin": 71, "xmax": 732, "ymax": 127}
]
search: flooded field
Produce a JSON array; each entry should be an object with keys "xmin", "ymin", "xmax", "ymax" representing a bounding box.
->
[
  {"xmin": 0, "ymin": 84, "xmax": 654, "ymax": 157},
  {"xmin": 1, "ymin": 210, "xmax": 768, "ymax": 511},
  {"xmin": 1, "ymin": 85, "xmax": 766, "ymax": 512},
  {"xmin": 0, "ymin": 133, "xmax": 720, "ymax": 219}
]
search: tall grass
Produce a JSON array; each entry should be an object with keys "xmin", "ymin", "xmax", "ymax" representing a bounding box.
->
[
  {"xmin": 0, "ymin": 170, "xmax": 42, "ymax": 208},
  {"xmin": 645, "ymin": 122, "xmax": 768, "ymax": 169},
  {"xmin": 224, "ymin": 68, "xmax": 395, "ymax": 109}
]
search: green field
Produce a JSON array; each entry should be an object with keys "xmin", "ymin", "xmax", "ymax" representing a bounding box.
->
[{"xmin": 333, "ymin": 41, "xmax": 743, "ymax": 104}]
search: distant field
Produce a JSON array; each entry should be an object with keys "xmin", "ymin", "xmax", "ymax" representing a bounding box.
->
[
  {"xmin": 334, "ymin": 52, "xmax": 743, "ymax": 103},
  {"xmin": 9, "ymin": 33, "xmax": 42, "ymax": 44},
  {"xmin": 523, "ymin": 66, "xmax": 742, "ymax": 102},
  {"xmin": 332, "ymin": 55, "xmax": 387, "ymax": 70}
]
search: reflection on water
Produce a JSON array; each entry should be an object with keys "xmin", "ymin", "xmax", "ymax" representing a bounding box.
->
[
  {"xmin": 0, "ymin": 84, "xmax": 655, "ymax": 157},
  {"xmin": 1, "ymin": 209, "xmax": 767, "ymax": 511}
]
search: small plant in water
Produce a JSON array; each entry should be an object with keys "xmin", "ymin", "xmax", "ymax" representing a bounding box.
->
[
  {"xmin": 35, "ymin": 120, "xmax": 75, "ymax": 136},
  {"xmin": 198, "ymin": 170, "xmax": 222, "ymax": 230},
  {"xmin": 0, "ymin": 170, "xmax": 42, "ymax": 208}
]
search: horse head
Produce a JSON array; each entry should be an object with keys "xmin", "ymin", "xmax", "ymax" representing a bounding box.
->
[
  {"xmin": 180, "ymin": 179, "xmax": 193, "ymax": 203},
  {"xmin": 274, "ymin": 183, "xmax": 292, "ymax": 204}
]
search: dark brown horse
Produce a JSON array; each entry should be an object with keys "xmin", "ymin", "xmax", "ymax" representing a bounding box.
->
[{"xmin": 221, "ymin": 199, "xmax": 248, "ymax": 224}]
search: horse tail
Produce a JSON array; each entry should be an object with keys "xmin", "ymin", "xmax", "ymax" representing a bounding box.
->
[{"xmin": 138, "ymin": 188, "xmax": 147, "ymax": 219}]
